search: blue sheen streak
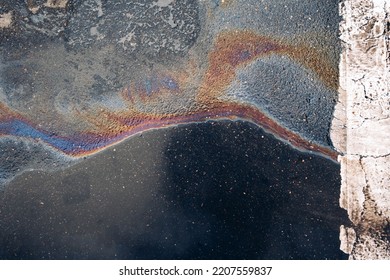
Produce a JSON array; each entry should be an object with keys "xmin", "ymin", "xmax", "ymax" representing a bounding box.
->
[
  {"xmin": 0, "ymin": 119, "xmax": 111, "ymax": 154},
  {"xmin": 161, "ymin": 77, "xmax": 179, "ymax": 91},
  {"xmin": 145, "ymin": 79, "xmax": 153, "ymax": 96}
]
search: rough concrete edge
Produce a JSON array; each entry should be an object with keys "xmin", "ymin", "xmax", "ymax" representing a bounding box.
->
[{"xmin": 332, "ymin": 0, "xmax": 390, "ymax": 259}]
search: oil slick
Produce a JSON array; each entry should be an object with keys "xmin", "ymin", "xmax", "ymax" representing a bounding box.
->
[{"xmin": 0, "ymin": 0, "xmax": 340, "ymax": 186}]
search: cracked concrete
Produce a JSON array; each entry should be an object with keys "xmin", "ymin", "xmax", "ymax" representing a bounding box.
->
[{"xmin": 331, "ymin": 0, "xmax": 390, "ymax": 259}]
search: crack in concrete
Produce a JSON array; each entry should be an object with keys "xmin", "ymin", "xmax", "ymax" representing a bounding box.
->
[{"xmin": 333, "ymin": 0, "xmax": 390, "ymax": 259}]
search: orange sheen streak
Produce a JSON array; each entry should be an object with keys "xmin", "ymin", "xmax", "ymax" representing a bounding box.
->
[
  {"xmin": 198, "ymin": 30, "xmax": 285, "ymax": 104},
  {"xmin": 198, "ymin": 30, "xmax": 338, "ymax": 105},
  {"xmin": 0, "ymin": 103, "xmax": 16, "ymax": 120}
]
